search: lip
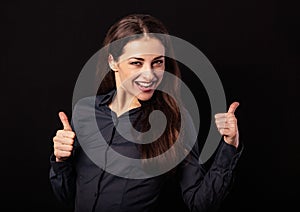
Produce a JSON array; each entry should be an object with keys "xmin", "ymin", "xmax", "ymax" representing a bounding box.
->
[{"xmin": 134, "ymin": 80, "xmax": 157, "ymax": 92}]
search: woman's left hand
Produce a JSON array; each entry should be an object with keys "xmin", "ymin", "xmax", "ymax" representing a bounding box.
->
[{"xmin": 214, "ymin": 102, "xmax": 240, "ymax": 148}]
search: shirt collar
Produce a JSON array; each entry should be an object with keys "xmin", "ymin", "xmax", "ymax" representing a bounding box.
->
[
  {"xmin": 96, "ymin": 88, "xmax": 156, "ymax": 108},
  {"xmin": 96, "ymin": 89, "xmax": 116, "ymax": 107}
]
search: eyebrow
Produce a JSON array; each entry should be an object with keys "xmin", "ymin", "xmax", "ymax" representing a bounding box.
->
[{"xmin": 128, "ymin": 55, "xmax": 164, "ymax": 61}]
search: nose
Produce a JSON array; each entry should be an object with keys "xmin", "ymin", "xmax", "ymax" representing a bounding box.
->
[{"xmin": 140, "ymin": 63, "xmax": 155, "ymax": 81}]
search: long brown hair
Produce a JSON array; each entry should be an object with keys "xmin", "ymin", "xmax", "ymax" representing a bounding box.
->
[{"xmin": 97, "ymin": 14, "xmax": 183, "ymax": 164}]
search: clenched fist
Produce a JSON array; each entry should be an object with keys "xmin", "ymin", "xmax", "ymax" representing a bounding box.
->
[
  {"xmin": 215, "ymin": 102, "xmax": 240, "ymax": 148},
  {"xmin": 52, "ymin": 112, "xmax": 76, "ymax": 162}
]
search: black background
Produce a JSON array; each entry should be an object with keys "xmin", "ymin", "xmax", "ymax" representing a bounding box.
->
[{"xmin": 1, "ymin": 0, "xmax": 299, "ymax": 211}]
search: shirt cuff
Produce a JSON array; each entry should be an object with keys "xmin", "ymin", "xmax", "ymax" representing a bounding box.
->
[
  {"xmin": 50, "ymin": 153, "xmax": 73, "ymax": 174},
  {"xmin": 214, "ymin": 139, "xmax": 244, "ymax": 169}
]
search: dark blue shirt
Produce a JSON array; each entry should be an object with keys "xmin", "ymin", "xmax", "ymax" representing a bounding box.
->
[{"xmin": 49, "ymin": 90, "xmax": 243, "ymax": 212}]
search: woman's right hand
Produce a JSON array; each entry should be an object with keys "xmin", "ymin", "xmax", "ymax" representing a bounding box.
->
[{"xmin": 52, "ymin": 112, "xmax": 76, "ymax": 162}]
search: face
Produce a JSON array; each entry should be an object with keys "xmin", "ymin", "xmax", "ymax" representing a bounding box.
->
[{"xmin": 109, "ymin": 36, "xmax": 165, "ymax": 101}]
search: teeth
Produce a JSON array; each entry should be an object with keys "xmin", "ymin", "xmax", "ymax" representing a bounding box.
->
[
  {"xmin": 136, "ymin": 81, "xmax": 155, "ymax": 88},
  {"xmin": 139, "ymin": 82, "xmax": 152, "ymax": 87}
]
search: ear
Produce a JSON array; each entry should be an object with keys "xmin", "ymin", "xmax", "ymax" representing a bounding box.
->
[{"xmin": 108, "ymin": 54, "xmax": 118, "ymax": 72}]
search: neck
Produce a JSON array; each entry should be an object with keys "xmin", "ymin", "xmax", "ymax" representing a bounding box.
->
[{"xmin": 109, "ymin": 87, "xmax": 141, "ymax": 117}]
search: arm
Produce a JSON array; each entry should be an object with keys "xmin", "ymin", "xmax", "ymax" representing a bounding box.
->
[
  {"xmin": 49, "ymin": 112, "xmax": 77, "ymax": 208},
  {"xmin": 178, "ymin": 139, "xmax": 243, "ymax": 212},
  {"xmin": 178, "ymin": 102, "xmax": 243, "ymax": 212},
  {"xmin": 49, "ymin": 152, "xmax": 76, "ymax": 208}
]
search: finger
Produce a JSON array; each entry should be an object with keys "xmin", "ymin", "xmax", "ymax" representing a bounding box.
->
[
  {"xmin": 218, "ymin": 128, "xmax": 233, "ymax": 136},
  {"xmin": 56, "ymin": 130, "xmax": 75, "ymax": 139},
  {"xmin": 58, "ymin": 112, "xmax": 72, "ymax": 131},
  {"xmin": 215, "ymin": 117, "xmax": 226, "ymax": 124},
  {"xmin": 216, "ymin": 122, "xmax": 236, "ymax": 129},
  {"xmin": 215, "ymin": 114, "xmax": 236, "ymax": 123},
  {"xmin": 53, "ymin": 141, "xmax": 74, "ymax": 151},
  {"xmin": 227, "ymin": 102, "xmax": 240, "ymax": 114},
  {"xmin": 226, "ymin": 116, "xmax": 237, "ymax": 124},
  {"xmin": 53, "ymin": 136, "xmax": 74, "ymax": 145},
  {"xmin": 215, "ymin": 113, "xmax": 226, "ymax": 119},
  {"xmin": 54, "ymin": 149, "xmax": 72, "ymax": 158}
]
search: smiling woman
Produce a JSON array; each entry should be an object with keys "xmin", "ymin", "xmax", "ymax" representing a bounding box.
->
[
  {"xmin": 49, "ymin": 13, "xmax": 243, "ymax": 212},
  {"xmin": 108, "ymin": 37, "xmax": 166, "ymax": 113}
]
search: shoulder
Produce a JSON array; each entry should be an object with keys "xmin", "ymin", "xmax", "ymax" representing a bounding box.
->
[{"xmin": 73, "ymin": 89, "xmax": 115, "ymax": 115}]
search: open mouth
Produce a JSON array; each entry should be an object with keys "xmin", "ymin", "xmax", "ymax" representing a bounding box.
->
[{"xmin": 135, "ymin": 80, "xmax": 157, "ymax": 88}]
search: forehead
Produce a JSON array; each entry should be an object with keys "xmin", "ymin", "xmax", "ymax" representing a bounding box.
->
[{"xmin": 119, "ymin": 37, "xmax": 165, "ymax": 61}]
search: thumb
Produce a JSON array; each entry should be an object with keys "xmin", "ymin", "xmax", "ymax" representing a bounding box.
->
[
  {"xmin": 227, "ymin": 102, "xmax": 240, "ymax": 114},
  {"xmin": 58, "ymin": 111, "xmax": 72, "ymax": 131}
]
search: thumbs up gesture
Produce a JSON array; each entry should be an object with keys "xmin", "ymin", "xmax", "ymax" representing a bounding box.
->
[
  {"xmin": 214, "ymin": 102, "xmax": 240, "ymax": 148},
  {"xmin": 52, "ymin": 112, "xmax": 76, "ymax": 162}
]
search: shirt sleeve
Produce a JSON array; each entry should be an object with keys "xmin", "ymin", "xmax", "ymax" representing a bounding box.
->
[
  {"xmin": 177, "ymin": 111, "xmax": 243, "ymax": 212},
  {"xmin": 49, "ymin": 129, "xmax": 78, "ymax": 208}
]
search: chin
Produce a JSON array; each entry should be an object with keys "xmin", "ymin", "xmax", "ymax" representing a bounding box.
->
[{"xmin": 137, "ymin": 91, "xmax": 155, "ymax": 101}]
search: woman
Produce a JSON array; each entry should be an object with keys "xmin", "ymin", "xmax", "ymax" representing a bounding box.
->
[{"xmin": 50, "ymin": 14, "xmax": 242, "ymax": 212}]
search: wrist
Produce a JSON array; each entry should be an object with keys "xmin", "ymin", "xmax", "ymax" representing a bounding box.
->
[
  {"xmin": 55, "ymin": 157, "xmax": 65, "ymax": 162},
  {"xmin": 224, "ymin": 132, "xmax": 239, "ymax": 148}
]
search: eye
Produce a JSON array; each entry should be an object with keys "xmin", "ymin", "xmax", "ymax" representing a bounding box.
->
[
  {"xmin": 152, "ymin": 60, "xmax": 164, "ymax": 67},
  {"xmin": 129, "ymin": 61, "xmax": 142, "ymax": 66}
]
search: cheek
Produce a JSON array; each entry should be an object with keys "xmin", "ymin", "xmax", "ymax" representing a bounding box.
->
[
  {"xmin": 117, "ymin": 70, "xmax": 140, "ymax": 88},
  {"xmin": 119, "ymin": 69, "xmax": 136, "ymax": 81},
  {"xmin": 155, "ymin": 70, "xmax": 165, "ymax": 81}
]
